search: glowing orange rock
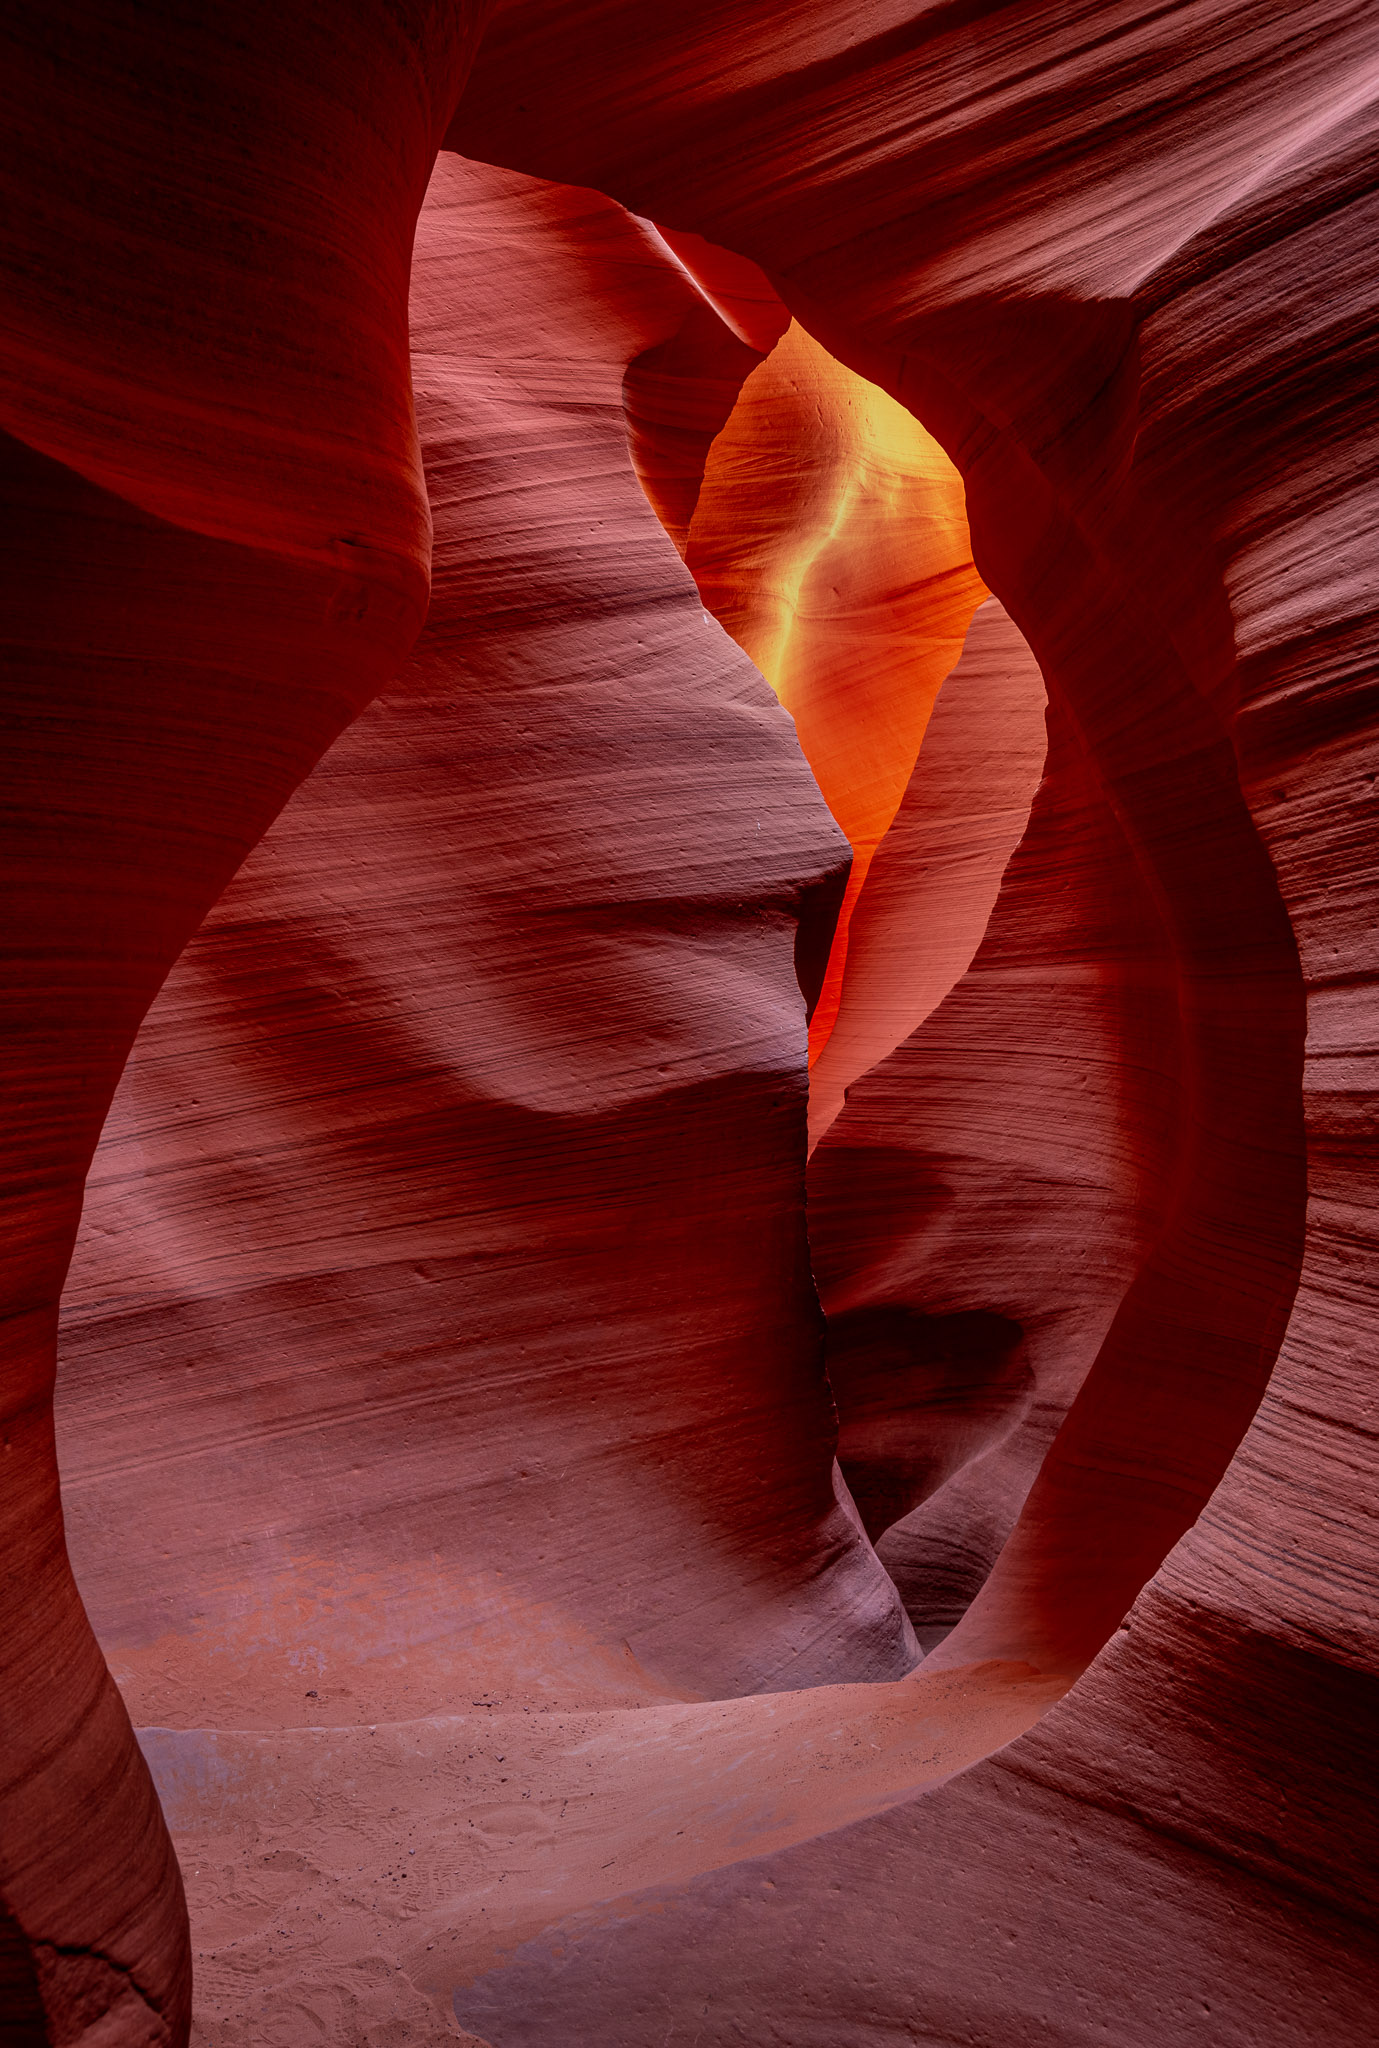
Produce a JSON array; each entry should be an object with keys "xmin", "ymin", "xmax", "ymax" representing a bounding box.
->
[
  {"xmin": 685, "ymin": 320, "xmax": 987, "ymax": 1060},
  {"xmin": 805, "ymin": 596, "xmax": 1048, "ymax": 1149}
]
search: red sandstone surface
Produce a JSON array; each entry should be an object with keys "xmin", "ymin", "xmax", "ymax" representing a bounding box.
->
[{"xmin": 3, "ymin": 5, "xmax": 1377, "ymax": 2045}]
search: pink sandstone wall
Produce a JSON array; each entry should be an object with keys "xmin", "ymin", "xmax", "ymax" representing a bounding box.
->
[{"xmin": 1, "ymin": 4, "xmax": 1374, "ymax": 2043}]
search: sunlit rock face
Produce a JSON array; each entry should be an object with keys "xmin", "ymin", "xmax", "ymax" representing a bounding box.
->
[
  {"xmin": 805, "ymin": 595, "xmax": 1050, "ymax": 1148},
  {"xmin": 684, "ymin": 319, "xmax": 988, "ymax": 1056},
  {"xmin": 2, "ymin": 3, "xmax": 1376, "ymax": 2044}
]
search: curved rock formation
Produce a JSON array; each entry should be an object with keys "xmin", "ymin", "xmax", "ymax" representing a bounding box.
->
[
  {"xmin": 448, "ymin": 2, "xmax": 1376, "ymax": 2038},
  {"xmin": 462, "ymin": 0, "xmax": 1316, "ymax": 1687},
  {"xmin": 62, "ymin": 153, "xmax": 915, "ymax": 1720},
  {"xmin": 813, "ymin": 682, "xmax": 1180, "ymax": 1633},
  {"xmin": 805, "ymin": 594, "xmax": 1049, "ymax": 1146},
  {"xmin": 620, "ymin": 230, "xmax": 788, "ymax": 560},
  {"xmin": 1, "ymin": 5, "xmax": 481, "ymax": 2033},
  {"xmin": 54, "ymin": 153, "xmax": 938, "ymax": 2042},
  {"xmin": 2, "ymin": 2, "xmax": 1375, "ymax": 2043},
  {"xmin": 686, "ymin": 318, "xmax": 987, "ymax": 1057}
]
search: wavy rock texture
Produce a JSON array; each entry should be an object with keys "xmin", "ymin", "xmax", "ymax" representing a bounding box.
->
[
  {"xmin": 686, "ymin": 319, "xmax": 988, "ymax": 1056},
  {"xmin": 813, "ymin": 683, "xmax": 1180, "ymax": 1593},
  {"xmin": 451, "ymin": 1, "xmax": 1375, "ymax": 2040},
  {"xmin": 805, "ymin": 595, "xmax": 1049, "ymax": 1146},
  {"xmin": 622, "ymin": 229, "xmax": 790, "ymax": 558},
  {"xmin": 2, "ymin": 1, "xmax": 1375, "ymax": 2043},
  {"xmin": 0, "ymin": 5, "xmax": 484, "ymax": 2038},
  {"xmin": 459, "ymin": 0, "xmax": 1322, "ymax": 1676},
  {"xmin": 54, "ymin": 154, "xmax": 956, "ymax": 2043}
]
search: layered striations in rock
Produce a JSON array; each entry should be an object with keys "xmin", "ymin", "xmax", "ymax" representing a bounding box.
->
[
  {"xmin": 1, "ymin": 5, "xmax": 482, "ymax": 2036},
  {"xmin": 805, "ymin": 594, "xmax": 1048, "ymax": 1147},
  {"xmin": 54, "ymin": 154, "xmax": 937, "ymax": 2043},
  {"xmin": 2, "ymin": 2, "xmax": 1375, "ymax": 2044},
  {"xmin": 445, "ymin": 3, "xmax": 1377, "ymax": 2040},
  {"xmin": 684, "ymin": 319, "xmax": 988, "ymax": 1056}
]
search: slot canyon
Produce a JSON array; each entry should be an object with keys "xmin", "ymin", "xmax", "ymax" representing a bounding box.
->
[{"xmin": 1, "ymin": 4, "xmax": 1376, "ymax": 2044}]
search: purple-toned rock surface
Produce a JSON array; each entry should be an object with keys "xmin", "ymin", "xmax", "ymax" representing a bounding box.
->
[{"xmin": 0, "ymin": 4, "xmax": 1374, "ymax": 2042}]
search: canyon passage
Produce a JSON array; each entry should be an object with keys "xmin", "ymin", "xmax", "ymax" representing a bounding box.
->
[{"xmin": 2, "ymin": 5, "xmax": 1377, "ymax": 2045}]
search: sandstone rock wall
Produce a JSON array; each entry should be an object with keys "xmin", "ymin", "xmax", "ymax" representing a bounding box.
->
[{"xmin": 1, "ymin": 4, "xmax": 1374, "ymax": 2043}]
